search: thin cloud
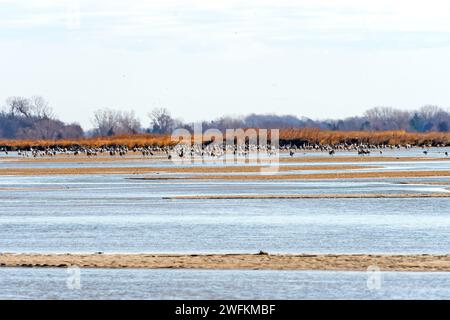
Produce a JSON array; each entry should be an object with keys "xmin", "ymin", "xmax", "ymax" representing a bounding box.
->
[{"xmin": 2, "ymin": 1, "xmax": 450, "ymax": 41}]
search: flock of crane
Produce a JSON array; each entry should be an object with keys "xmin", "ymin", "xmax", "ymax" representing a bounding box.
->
[{"xmin": 0, "ymin": 142, "xmax": 448, "ymax": 159}]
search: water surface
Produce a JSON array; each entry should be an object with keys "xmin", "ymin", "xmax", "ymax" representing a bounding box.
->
[{"xmin": 0, "ymin": 268, "xmax": 449, "ymax": 300}]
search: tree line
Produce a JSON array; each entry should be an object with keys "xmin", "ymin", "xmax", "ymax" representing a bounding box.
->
[
  {"xmin": 196, "ymin": 106, "xmax": 450, "ymax": 133},
  {"xmin": 1, "ymin": 96, "xmax": 450, "ymax": 140},
  {"xmin": 0, "ymin": 96, "xmax": 83, "ymax": 140},
  {"xmin": 88, "ymin": 105, "xmax": 450, "ymax": 136}
]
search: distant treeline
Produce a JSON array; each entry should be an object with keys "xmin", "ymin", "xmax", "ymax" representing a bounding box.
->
[
  {"xmin": 51, "ymin": 103, "xmax": 450, "ymax": 136},
  {"xmin": 1, "ymin": 96, "xmax": 450, "ymax": 141},
  {"xmin": 196, "ymin": 106, "xmax": 450, "ymax": 133},
  {"xmin": 0, "ymin": 96, "xmax": 83, "ymax": 140}
]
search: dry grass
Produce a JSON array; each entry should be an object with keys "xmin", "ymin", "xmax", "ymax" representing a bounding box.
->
[
  {"xmin": 1, "ymin": 253, "xmax": 449, "ymax": 271},
  {"xmin": 1, "ymin": 129, "xmax": 450, "ymax": 149},
  {"xmin": 278, "ymin": 128, "xmax": 450, "ymax": 146},
  {"xmin": 0, "ymin": 133, "xmax": 173, "ymax": 149}
]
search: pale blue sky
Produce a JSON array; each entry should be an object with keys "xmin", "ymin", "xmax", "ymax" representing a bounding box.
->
[{"xmin": 1, "ymin": 0, "xmax": 450, "ymax": 128}]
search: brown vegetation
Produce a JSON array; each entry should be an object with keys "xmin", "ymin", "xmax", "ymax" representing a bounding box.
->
[
  {"xmin": 278, "ymin": 128, "xmax": 450, "ymax": 146},
  {"xmin": 1, "ymin": 129, "xmax": 450, "ymax": 149},
  {"xmin": 0, "ymin": 133, "xmax": 174, "ymax": 149}
]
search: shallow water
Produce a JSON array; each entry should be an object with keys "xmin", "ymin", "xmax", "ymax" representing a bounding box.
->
[
  {"xmin": 0, "ymin": 268, "xmax": 449, "ymax": 299},
  {"xmin": 0, "ymin": 152, "xmax": 450, "ymax": 254},
  {"xmin": 0, "ymin": 152, "xmax": 449, "ymax": 300},
  {"xmin": 0, "ymin": 173, "xmax": 449, "ymax": 253}
]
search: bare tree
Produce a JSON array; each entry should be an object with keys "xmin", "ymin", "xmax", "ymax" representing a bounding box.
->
[
  {"xmin": 6, "ymin": 96, "xmax": 31, "ymax": 117},
  {"xmin": 419, "ymin": 105, "xmax": 441, "ymax": 120},
  {"xmin": 0, "ymin": 95, "xmax": 83, "ymax": 139},
  {"xmin": 116, "ymin": 110, "xmax": 141, "ymax": 135},
  {"xmin": 92, "ymin": 109, "xmax": 120, "ymax": 136},
  {"xmin": 92, "ymin": 108, "xmax": 141, "ymax": 136},
  {"xmin": 30, "ymin": 95, "xmax": 54, "ymax": 119},
  {"xmin": 25, "ymin": 119, "xmax": 63, "ymax": 140},
  {"xmin": 148, "ymin": 107, "xmax": 175, "ymax": 134},
  {"xmin": 364, "ymin": 107, "xmax": 410, "ymax": 131},
  {"xmin": 5, "ymin": 96, "xmax": 54, "ymax": 120},
  {"xmin": 59, "ymin": 123, "xmax": 84, "ymax": 139}
]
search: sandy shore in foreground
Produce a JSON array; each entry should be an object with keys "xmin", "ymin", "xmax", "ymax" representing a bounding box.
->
[{"xmin": 1, "ymin": 253, "xmax": 449, "ymax": 271}]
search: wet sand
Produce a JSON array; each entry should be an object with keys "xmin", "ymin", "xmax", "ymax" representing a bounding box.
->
[
  {"xmin": 401, "ymin": 181, "xmax": 450, "ymax": 185},
  {"xmin": 0, "ymin": 253, "xmax": 449, "ymax": 271},
  {"xmin": 9, "ymin": 154, "xmax": 167, "ymax": 163},
  {"xmin": 0, "ymin": 164, "xmax": 377, "ymax": 176},
  {"xmin": 163, "ymin": 193, "xmax": 450, "ymax": 200},
  {"xmin": 279, "ymin": 156, "xmax": 449, "ymax": 163},
  {"xmin": 7, "ymin": 155, "xmax": 449, "ymax": 164},
  {"xmin": 133, "ymin": 170, "xmax": 450, "ymax": 180},
  {"xmin": 2, "ymin": 168, "xmax": 449, "ymax": 180}
]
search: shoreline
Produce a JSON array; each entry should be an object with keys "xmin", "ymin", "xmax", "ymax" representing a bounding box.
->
[
  {"xmin": 163, "ymin": 193, "xmax": 450, "ymax": 199},
  {"xmin": 1, "ymin": 253, "xmax": 449, "ymax": 271},
  {"xmin": 132, "ymin": 170, "xmax": 450, "ymax": 181},
  {"xmin": 0, "ymin": 164, "xmax": 377, "ymax": 176},
  {"xmin": 3, "ymin": 155, "xmax": 449, "ymax": 164}
]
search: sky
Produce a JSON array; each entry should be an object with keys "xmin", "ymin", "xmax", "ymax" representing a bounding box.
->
[{"xmin": 1, "ymin": 0, "xmax": 450, "ymax": 129}]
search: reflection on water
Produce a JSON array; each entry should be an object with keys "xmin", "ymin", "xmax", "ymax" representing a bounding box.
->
[{"xmin": 0, "ymin": 268, "xmax": 449, "ymax": 300}]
